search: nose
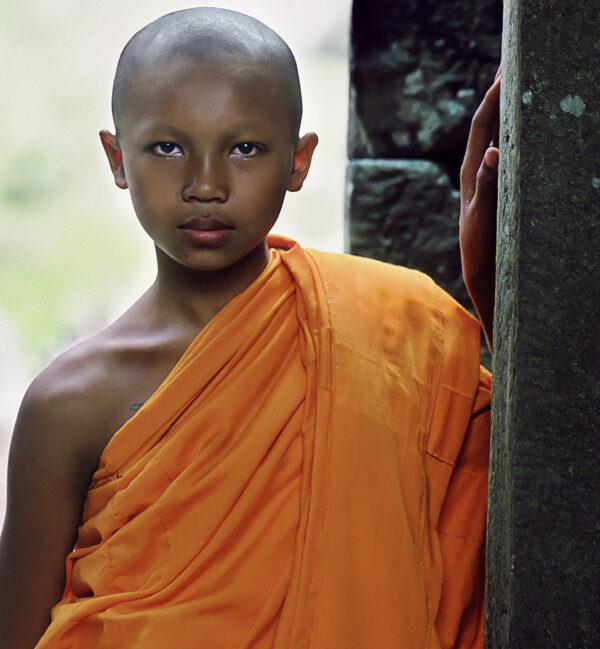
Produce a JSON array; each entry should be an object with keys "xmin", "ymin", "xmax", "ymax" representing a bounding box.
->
[{"xmin": 182, "ymin": 154, "xmax": 228, "ymax": 203}]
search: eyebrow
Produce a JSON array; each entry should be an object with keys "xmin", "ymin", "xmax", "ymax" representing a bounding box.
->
[
  {"xmin": 133, "ymin": 121, "xmax": 191, "ymax": 141},
  {"xmin": 134, "ymin": 119, "xmax": 276, "ymax": 142}
]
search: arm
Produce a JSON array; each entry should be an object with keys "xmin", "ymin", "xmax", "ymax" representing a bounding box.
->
[
  {"xmin": 0, "ymin": 377, "xmax": 95, "ymax": 649},
  {"xmin": 459, "ymin": 71, "xmax": 501, "ymax": 354}
]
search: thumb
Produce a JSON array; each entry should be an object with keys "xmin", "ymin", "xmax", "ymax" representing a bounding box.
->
[
  {"xmin": 473, "ymin": 147, "xmax": 499, "ymax": 218},
  {"xmin": 484, "ymin": 147, "xmax": 499, "ymax": 170}
]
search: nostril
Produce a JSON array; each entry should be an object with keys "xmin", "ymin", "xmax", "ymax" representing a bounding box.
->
[{"xmin": 182, "ymin": 176, "xmax": 228, "ymax": 203}]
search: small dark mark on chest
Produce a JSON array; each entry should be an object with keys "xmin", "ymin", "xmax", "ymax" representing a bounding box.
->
[{"xmin": 129, "ymin": 402, "xmax": 144, "ymax": 412}]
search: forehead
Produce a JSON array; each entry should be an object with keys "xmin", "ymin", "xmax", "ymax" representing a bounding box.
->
[{"xmin": 121, "ymin": 54, "xmax": 292, "ymax": 132}]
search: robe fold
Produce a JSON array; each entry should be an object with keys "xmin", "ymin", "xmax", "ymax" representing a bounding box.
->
[{"xmin": 36, "ymin": 235, "xmax": 491, "ymax": 649}]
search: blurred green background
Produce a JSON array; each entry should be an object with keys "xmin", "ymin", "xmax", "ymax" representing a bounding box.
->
[{"xmin": 0, "ymin": 0, "xmax": 350, "ymax": 518}]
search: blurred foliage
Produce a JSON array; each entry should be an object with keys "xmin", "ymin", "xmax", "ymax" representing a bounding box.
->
[{"xmin": 0, "ymin": 0, "xmax": 152, "ymax": 368}]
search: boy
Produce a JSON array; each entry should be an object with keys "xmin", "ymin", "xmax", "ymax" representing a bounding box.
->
[{"xmin": 0, "ymin": 7, "xmax": 499, "ymax": 649}]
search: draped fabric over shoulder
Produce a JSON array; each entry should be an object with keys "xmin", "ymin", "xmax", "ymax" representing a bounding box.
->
[{"xmin": 36, "ymin": 236, "xmax": 491, "ymax": 649}]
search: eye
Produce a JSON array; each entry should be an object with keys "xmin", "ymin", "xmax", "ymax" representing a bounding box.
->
[
  {"xmin": 151, "ymin": 142, "xmax": 183, "ymax": 157},
  {"xmin": 231, "ymin": 142, "xmax": 263, "ymax": 158}
]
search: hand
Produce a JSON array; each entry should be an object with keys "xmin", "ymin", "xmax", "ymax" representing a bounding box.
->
[{"xmin": 459, "ymin": 69, "xmax": 501, "ymax": 354}]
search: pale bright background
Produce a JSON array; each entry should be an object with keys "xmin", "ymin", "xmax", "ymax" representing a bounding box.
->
[{"xmin": 0, "ymin": 0, "xmax": 350, "ymax": 521}]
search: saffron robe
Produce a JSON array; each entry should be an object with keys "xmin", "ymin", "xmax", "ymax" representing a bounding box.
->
[{"xmin": 36, "ymin": 235, "xmax": 491, "ymax": 649}]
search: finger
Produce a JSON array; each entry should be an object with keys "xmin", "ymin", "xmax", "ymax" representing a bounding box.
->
[
  {"xmin": 460, "ymin": 145, "xmax": 499, "ymax": 230},
  {"xmin": 461, "ymin": 76, "xmax": 501, "ymax": 201},
  {"xmin": 464, "ymin": 77, "xmax": 501, "ymax": 174},
  {"xmin": 490, "ymin": 115, "xmax": 500, "ymax": 150},
  {"xmin": 472, "ymin": 147, "xmax": 499, "ymax": 234},
  {"xmin": 484, "ymin": 147, "xmax": 499, "ymax": 170},
  {"xmin": 491, "ymin": 66, "xmax": 501, "ymax": 147}
]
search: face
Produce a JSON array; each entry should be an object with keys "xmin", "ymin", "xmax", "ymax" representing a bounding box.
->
[{"xmin": 101, "ymin": 55, "xmax": 317, "ymax": 273}]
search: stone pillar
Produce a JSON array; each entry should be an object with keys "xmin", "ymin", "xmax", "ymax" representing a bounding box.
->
[
  {"xmin": 487, "ymin": 0, "xmax": 600, "ymax": 647},
  {"xmin": 347, "ymin": 0, "xmax": 501, "ymax": 366}
]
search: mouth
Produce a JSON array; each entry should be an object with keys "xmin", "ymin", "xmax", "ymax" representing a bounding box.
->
[
  {"xmin": 178, "ymin": 216, "xmax": 234, "ymax": 247},
  {"xmin": 178, "ymin": 216, "xmax": 233, "ymax": 232}
]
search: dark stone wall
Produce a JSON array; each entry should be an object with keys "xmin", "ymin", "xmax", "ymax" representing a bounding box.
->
[
  {"xmin": 488, "ymin": 0, "xmax": 600, "ymax": 647},
  {"xmin": 347, "ymin": 0, "xmax": 502, "ymax": 368},
  {"xmin": 347, "ymin": 160, "xmax": 463, "ymax": 296},
  {"xmin": 349, "ymin": 0, "xmax": 501, "ymax": 164}
]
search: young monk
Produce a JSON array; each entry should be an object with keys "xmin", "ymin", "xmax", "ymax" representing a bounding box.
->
[{"xmin": 0, "ymin": 7, "xmax": 500, "ymax": 649}]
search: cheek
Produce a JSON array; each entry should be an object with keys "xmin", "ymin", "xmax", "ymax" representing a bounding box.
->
[
  {"xmin": 126, "ymin": 164, "xmax": 175, "ymax": 211},
  {"xmin": 254, "ymin": 164, "xmax": 293, "ymax": 203}
]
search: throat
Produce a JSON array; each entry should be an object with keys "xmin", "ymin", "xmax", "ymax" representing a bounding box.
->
[{"xmin": 153, "ymin": 240, "xmax": 271, "ymax": 329}]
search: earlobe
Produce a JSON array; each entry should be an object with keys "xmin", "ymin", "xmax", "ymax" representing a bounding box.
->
[
  {"xmin": 99, "ymin": 129, "xmax": 128, "ymax": 189},
  {"xmin": 288, "ymin": 132, "xmax": 318, "ymax": 192}
]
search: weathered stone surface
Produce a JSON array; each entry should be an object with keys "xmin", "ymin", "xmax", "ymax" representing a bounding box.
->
[
  {"xmin": 347, "ymin": 159, "xmax": 465, "ymax": 300},
  {"xmin": 487, "ymin": 0, "xmax": 600, "ymax": 647},
  {"xmin": 349, "ymin": 0, "xmax": 502, "ymax": 162}
]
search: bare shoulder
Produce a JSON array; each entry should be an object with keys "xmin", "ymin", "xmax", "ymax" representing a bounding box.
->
[
  {"xmin": 0, "ymin": 333, "xmax": 120, "ymax": 648},
  {"xmin": 25, "ymin": 332, "xmax": 111, "ymax": 415},
  {"xmin": 18, "ymin": 333, "xmax": 119, "ymax": 475},
  {"xmin": 5, "ymin": 331, "xmax": 116, "ymax": 535},
  {"xmin": 17, "ymin": 285, "xmax": 197, "ymax": 480}
]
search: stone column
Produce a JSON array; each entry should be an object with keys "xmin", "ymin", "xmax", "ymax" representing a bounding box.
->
[
  {"xmin": 347, "ymin": 0, "xmax": 501, "ymax": 366},
  {"xmin": 487, "ymin": 0, "xmax": 600, "ymax": 647}
]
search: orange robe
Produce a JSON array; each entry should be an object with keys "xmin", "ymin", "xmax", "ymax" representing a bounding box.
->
[{"xmin": 36, "ymin": 235, "xmax": 491, "ymax": 649}]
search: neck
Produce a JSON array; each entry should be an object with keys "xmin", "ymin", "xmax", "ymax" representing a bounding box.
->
[{"xmin": 150, "ymin": 240, "xmax": 270, "ymax": 331}]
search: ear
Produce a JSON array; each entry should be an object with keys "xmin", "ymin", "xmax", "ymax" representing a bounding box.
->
[
  {"xmin": 287, "ymin": 132, "xmax": 318, "ymax": 192},
  {"xmin": 99, "ymin": 129, "xmax": 127, "ymax": 189}
]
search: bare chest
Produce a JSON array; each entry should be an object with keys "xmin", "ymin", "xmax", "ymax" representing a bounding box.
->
[{"xmin": 82, "ymin": 343, "xmax": 192, "ymax": 476}]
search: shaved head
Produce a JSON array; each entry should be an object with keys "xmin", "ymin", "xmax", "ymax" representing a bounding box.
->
[{"xmin": 112, "ymin": 7, "xmax": 302, "ymax": 138}]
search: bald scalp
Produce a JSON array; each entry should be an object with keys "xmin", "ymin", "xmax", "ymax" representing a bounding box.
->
[{"xmin": 112, "ymin": 7, "xmax": 302, "ymax": 138}]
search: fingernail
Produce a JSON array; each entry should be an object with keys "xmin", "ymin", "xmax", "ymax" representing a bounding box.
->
[{"xmin": 485, "ymin": 148, "xmax": 499, "ymax": 169}]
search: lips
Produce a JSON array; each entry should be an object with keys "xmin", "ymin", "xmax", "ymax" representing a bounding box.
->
[
  {"xmin": 178, "ymin": 216, "xmax": 233, "ymax": 231},
  {"xmin": 178, "ymin": 216, "xmax": 234, "ymax": 247}
]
